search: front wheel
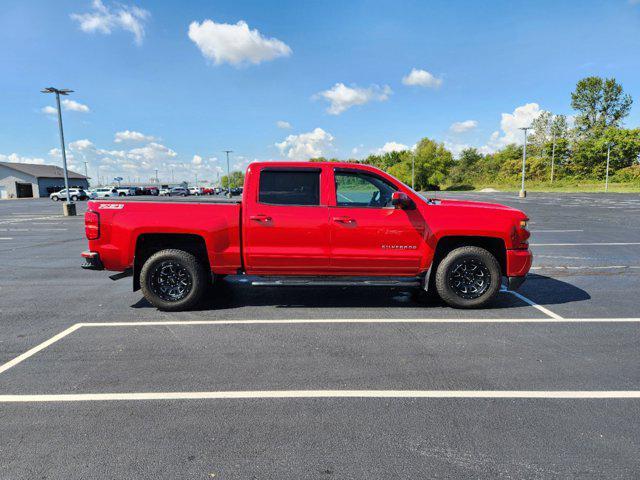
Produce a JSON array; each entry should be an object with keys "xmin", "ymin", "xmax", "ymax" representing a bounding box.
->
[
  {"xmin": 140, "ymin": 249, "xmax": 208, "ymax": 311},
  {"xmin": 51, "ymin": 196, "xmax": 59, "ymax": 201},
  {"xmin": 71, "ymin": 195, "xmax": 78, "ymax": 201},
  {"xmin": 435, "ymin": 246, "xmax": 501, "ymax": 309}
]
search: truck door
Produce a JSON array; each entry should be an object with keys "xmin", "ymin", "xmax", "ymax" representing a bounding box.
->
[
  {"xmin": 243, "ymin": 167, "xmax": 330, "ymax": 274},
  {"xmin": 329, "ymin": 169, "xmax": 428, "ymax": 275}
]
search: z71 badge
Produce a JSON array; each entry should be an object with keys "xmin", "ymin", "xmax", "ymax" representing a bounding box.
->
[{"xmin": 98, "ymin": 203, "xmax": 125, "ymax": 210}]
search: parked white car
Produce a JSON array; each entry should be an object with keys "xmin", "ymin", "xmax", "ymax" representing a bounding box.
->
[
  {"xmin": 94, "ymin": 187, "xmax": 119, "ymax": 198},
  {"xmin": 116, "ymin": 187, "xmax": 137, "ymax": 197},
  {"xmin": 50, "ymin": 188, "xmax": 90, "ymax": 201},
  {"xmin": 159, "ymin": 188, "xmax": 171, "ymax": 196},
  {"xmin": 188, "ymin": 187, "xmax": 202, "ymax": 196}
]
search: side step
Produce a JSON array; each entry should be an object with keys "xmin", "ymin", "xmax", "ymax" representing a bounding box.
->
[{"xmin": 251, "ymin": 276, "xmax": 422, "ymax": 288}]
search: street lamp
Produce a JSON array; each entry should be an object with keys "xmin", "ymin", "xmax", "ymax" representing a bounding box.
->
[
  {"xmin": 605, "ymin": 143, "xmax": 614, "ymax": 192},
  {"xmin": 42, "ymin": 87, "xmax": 75, "ymax": 216},
  {"xmin": 223, "ymin": 150, "xmax": 233, "ymax": 198},
  {"xmin": 519, "ymin": 126, "xmax": 531, "ymax": 198}
]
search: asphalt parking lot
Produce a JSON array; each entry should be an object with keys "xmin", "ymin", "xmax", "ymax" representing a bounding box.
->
[{"xmin": 1, "ymin": 193, "xmax": 639, "ymax": 479}]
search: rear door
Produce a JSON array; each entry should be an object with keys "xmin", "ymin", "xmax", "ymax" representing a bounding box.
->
[
  {"xmin": 329, "ymin": 168, "xmax": 428, "ymax": 275},
  {"xmin": 243, "ymin": 167, "xmax": 330, "ymax": 274}
]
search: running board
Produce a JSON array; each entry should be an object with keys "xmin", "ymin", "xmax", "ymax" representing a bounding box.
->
[{"xmin": 251, "ymin": 276, "xmax": 422, "ymax": 288}]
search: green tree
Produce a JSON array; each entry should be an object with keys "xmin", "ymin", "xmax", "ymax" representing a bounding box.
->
[
  {"xmin": 221, "ymin": 171, "xmax": 245, "ymax": 188},
  {"xmin": 411, "ymin": 138, "xmax": 454, "ymax": 189},
  {"xmin": 571, "ymin": 77, "xmax": 632, "ymax": 135}
]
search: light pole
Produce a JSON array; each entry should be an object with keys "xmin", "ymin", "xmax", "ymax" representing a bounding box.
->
[
  {"xmin": 42, "ymin": 87, "xmax": 75, "ymax": 215},
  {"xmin": 155, "ymin": 169, "xmax": 159, "ymax": 184},
  {"xmin": 519, "ymin": 126, "xmax": 531, "ymax": 198},
  {"xmin": 411, "ymin": 155, "xmax": 415, "ymax": 190},
  {"xmin": 549, "ymin": 132, "xmax": 556, "ymax": 184},
  {"xmin": 605, "ymin": 143, "xmax": 613, "ymax": 192},
  {"xmin": 84, "ymin": 161, "xmax": 89, "ymax": 186},
  {"xmin": 223, "ymin": 150, "xmax": 233, "ymax": 198}
]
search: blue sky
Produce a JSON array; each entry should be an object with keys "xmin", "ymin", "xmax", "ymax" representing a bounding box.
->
[{"xmin": 1, "ymin": 0, "xmax": 639, "ymax": 183}]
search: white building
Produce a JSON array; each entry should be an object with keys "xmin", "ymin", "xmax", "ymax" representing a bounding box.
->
[{"xmin": 0, "ymin": 161, "xmax": 89, "ymax": 199}]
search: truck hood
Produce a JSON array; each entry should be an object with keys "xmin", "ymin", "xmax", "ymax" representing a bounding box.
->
[{"xmin": 427, "ymin": 198, "xmax": 527, "ymax": 218}]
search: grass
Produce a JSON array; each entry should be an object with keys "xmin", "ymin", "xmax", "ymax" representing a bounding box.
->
[{"xmin": 444, "ymin": 180, "xmax": 640, "ymax": 193}]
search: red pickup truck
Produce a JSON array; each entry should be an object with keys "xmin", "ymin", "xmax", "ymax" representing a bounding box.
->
[{"xmin": 82, "ymin": 162, "xmax": 531, "ymax": 311}]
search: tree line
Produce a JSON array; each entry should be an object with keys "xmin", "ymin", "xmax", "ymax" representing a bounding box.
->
[{"xmin": 312, "ymin": 76, "xmax": 640, "ymax": 190}]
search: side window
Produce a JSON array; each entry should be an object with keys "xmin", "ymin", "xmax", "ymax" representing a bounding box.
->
[
  {"xmin": 259, "ymin": 170, "xmax": 320, "ymax": 206},
  {"xmin": 335, "ymin": 171, "xmax": 397, "ymax": 208}
]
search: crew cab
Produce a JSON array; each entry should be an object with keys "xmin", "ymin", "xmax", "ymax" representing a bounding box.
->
[{"xmin": 82, "ymin": 162, "xmax": 532, "ymax": 311}]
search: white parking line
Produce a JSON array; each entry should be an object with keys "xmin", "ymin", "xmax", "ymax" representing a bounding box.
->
[
  {"xmin": 0, "ymin": 237, "xmax": 14, "ymax": 240},
  {"xmin": 4, "ymin": 317, "xmax": 640, "ymax": 376},
  {"xmin": 531, "ymin": 230, "xmax": 584, "ymax": 233},
  {"xmin": 505, "ymin": 291, "xmax": 564, "ymax": 320},
  {"xmin": 531, "ymin": 242, "xmax": 640, "ymax": 246},
  {"xmin": 0, "ymin": 324, "xmax": 82, "ymax": 375},
  {"xmin": 1, "ymin": 390, "xmax": 639, "ymax": 403}
]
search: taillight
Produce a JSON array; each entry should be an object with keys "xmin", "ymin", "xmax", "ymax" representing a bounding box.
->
[{"xmin": 85, "ymin": 210, "xmax": 100, "ymax": 240}]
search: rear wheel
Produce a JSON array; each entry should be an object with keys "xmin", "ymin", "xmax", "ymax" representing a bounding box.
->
[
  {"xmin": 140, "ymin": 249, "xmax": 208, "ymax": 311},
  {"xmin": 51, "ymin": 196, "xmax": 59, "ymax": 201},
  {"xmin": 435, "ymin": 246, "xmax": 501, "ymax": 309},
  {"xmin": 71, "ymin": 195, "xmax": 78, "ymax": 201}
]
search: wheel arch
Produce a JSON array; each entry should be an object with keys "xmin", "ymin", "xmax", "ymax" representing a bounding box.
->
[
  {"xmin": 133, "ymin": 233, "xmax": 211, "ymax": 291},
  {"xmin": 424, "ymin": 235, "xmax": 507, "ymax": 291}
]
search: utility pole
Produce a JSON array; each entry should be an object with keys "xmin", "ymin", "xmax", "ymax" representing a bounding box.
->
[
  {"xmin": 519, "ymin": 126, "xmax": 531, "ymax": 198},
  {"xmin": 84, "ymin": 161, "xmax": 89, "ymax": 186},
  {"xmin": 550, "ymin": 133, "xmax": 556, "ymax": 183},
  {"xmin": 42, "ymin": 87, "xmax": 75, "ymax": 215},
  {"xmin": 605, "ymin": 143, "xmax": 613, "ymax": 192},
  {"xmin": 223, "ymin": 150, "xmax": 233, "ymax": 198},
  {"xmin": 155, "ymin": 169, "xmax": 159, "ymax": 184},
  {"xmin": 411, "ymin": 155, "xmax": 415, "ymax": 190}
]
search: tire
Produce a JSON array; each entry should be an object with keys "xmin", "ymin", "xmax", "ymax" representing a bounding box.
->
[
  {"xmin": 119, "ymin": 192, "xmax": 126, "ymax": 197},
  {"xmin": 140, "ymin": 249, "xmax": 208, "ymax": 311},
  {"xmin": 71, "ymin": 195, "xmax": 78, "ymax": 201},
  {"xmin": 435, "ymin": 246, "xmax": 501, "ymax": 309},
  {"xmin": 52, "ymin": 196, "xmax": 59, "ymax": 201}
]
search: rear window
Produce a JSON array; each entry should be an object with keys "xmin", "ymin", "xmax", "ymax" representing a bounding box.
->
[{"xmin": 259, "ymin": 170, "xmax": 320, "ymax": 206}]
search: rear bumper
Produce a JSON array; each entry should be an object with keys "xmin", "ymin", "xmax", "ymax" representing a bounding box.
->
[{"xmin": 81, "ymin": 251, "xmax": 104, "ymax": 270}]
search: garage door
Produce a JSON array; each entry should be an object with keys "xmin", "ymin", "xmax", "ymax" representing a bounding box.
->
[{"xmin": 15, "ymin": 182, "xmax": 33, "ymax": 198}]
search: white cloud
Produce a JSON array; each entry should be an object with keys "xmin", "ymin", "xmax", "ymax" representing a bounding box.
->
[
  {"xmin": 276, "ymin": 128, "xmax": 334, "ymax": 159},
  {"xmin": 0, "ymin": 153, "xmax": 46, "ymax": 165},
  {"xmin": 114, "ymin": 130, "xmax": 155, "ymax": 143},
  {"xmin": 375, "ymin": 141, "xmax": 410, "ymax": 154},
  {"xmin": 482, "ymin": 103, "xmax": 542, "ymax": 152},
  {"xmin": 62, "ymin": 99, "xmax": 90, "ymax": 113},
  {"xmin": 70, "ymin": 0, "xmax": 150, "ymax": 45},
  {"xmin": 188, "ymin": 19, "xmax": 292, "ymax": 66},
  {"xmin": 444, "ymin": 141, "xmax": 472, "ymax": 157},
  {"xmin": 41, "ymin": 106, "xmax": 57, "ymax": 115},
  {"xmin": 402, "ymin": 68, "xmax": 443, "ymax": 88},
  {"xmin": 276, "ymin": 120, "xmax": 292, "ymax": 129},
  {"xmin": 41, "ymin": 99, "xmax": 90, "ymax": 115},
  {"xmin": 69, "ymin": 139, "xmax": 94, "ymax": 150},
  {"xmin": 316, "ymin": 83, "xmax": 392, "ymax": 115},
  {"xmin": 127, "ymin": 142, "xmax": 177, "ymax": 161},
  {"xmin": 450, "ymin": 120, "xmax": 478, "ymax": 133},
  {"xmin": 192, "ymin": 155, "xmax": 203, "ymax": 165}
]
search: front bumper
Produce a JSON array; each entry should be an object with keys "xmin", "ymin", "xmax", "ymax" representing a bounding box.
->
[{"xmin": 81, "ymin": 251, "xmax": 104, "ymax": 270}]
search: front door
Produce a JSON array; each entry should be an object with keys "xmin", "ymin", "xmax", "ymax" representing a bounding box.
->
[
  {"xmin": 243, "ymin": 168, "xmax": 330, "ymax": 274},
  {"xmin": 329, "ymin": 169, "xmax": 428, "ymax": 275}
]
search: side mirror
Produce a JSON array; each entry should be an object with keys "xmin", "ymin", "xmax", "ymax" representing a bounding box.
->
[{"xmin": 391, "ymin": 191, "xmax": 413, "ymax": 209}]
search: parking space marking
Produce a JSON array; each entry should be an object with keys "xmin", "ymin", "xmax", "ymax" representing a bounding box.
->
[
  {"xmin": 531, "ymin": 242, "xmax": 640, "ymax": 247},
  {"xmin": 0, "ymin": 237, "xmax": 14, "ymax": 240},
  {"xmin": 531, "ymin": 229, "xmax": 584, "ymax": 233},
  {"xmin": 4, "ymin": 317, "xmax": 639, "ymax": 376},
  {"xmin": 1, "ymin": 390, "xmax": 639, "ymax": 403},
  {"xmin": 0, "ymin": 324, "xmax": 82, "ymax": 375},
  {"xmin": 506, "ymin": 291, "xmax": 564, "ymax": 320}
]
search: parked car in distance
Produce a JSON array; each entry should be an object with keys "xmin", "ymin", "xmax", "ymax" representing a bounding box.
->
[
  {"xmin": 50, "ymin": 188, "xmax": 89, "ymax": 201},
  {"xmin": 159, "ymin": 188, "xmax": 170, "ymax": 196},
  {"xmin": 143, "ymin": 186, "xmax": 160, "ymax": 196},
  {"xmin": 116, "ymin": 187, "xmax": 137, "ymax": 197},
  {"xmin": 94, "ymin": 187, "xmax": 119, "ymax": 198},
  {"xmin": 82, "ymin": 161, "xmax": 532, "ymax": 312},
  {"xmin": 168, "ymin": 187, "xmax": 189, "ymax": 197},
  {"xmin": 188, "ymin": 187, "xmax": 203, "ymax": 196}
]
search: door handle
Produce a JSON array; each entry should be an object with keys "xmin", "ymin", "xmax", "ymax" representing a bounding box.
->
[
  {"xmin": 332, "ymin": 216, "xmax": 356, "ymax": 224},
  {"xmin": 250, "ymin": 214, "xmax": 272, "ymax": 222}
]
